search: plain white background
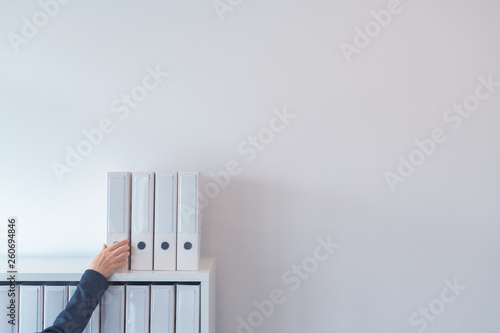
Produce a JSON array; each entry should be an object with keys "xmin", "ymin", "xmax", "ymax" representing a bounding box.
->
[{"xmin": 1, "ymin": 0, "xmax": 500, "ymax": 332}]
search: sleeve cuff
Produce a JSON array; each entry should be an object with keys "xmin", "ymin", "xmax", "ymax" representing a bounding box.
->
[{"xmin": 81, "ymin": 269, "xmax": 108, "ymax": 296}]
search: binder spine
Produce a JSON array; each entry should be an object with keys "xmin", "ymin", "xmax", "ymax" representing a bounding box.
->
[
  {"xmin": 154, "ymin": 172, "xmax": 178, "ymax": 271},
  {"xmin": 106, "ymin": 172, "xmax": 132, "ymax": 270},
  {"xmin": 177, "ymin": 172, "xmax": 202, "ymax": 271},
  {"xmin": 131, "ymin": 172, "xmax": 155, "ymax": 270}
]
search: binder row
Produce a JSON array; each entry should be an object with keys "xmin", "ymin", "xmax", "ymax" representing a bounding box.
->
[
  {"xmin": 107, "ymin": 172, "xmax": 202, "ymax": 271},
  {"xmin": 1, "ymin": 283, "xmax": 200, "ymax": 333}
]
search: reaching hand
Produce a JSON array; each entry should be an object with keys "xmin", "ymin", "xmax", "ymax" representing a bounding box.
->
[{"xmin": 88, "ymin": 239, "xmax": 130, "ymax": 278}]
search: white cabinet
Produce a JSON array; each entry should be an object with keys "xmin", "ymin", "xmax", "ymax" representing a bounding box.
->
[{"xmin": 0, "ymin": 258, "xmax": 215, "ymax": 333}]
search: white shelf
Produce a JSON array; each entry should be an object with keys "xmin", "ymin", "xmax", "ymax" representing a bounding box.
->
[
  {"xmin": 1, "ymin": 258, "xmax": 216, "ymax": 333},
  {"xmin": 2, "ymin": 258, "xmax": 214, "ymax": 282}
]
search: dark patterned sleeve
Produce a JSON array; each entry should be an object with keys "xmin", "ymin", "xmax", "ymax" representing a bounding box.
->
[{"xmin": 41, "ymin": 269, "xmax": 108, "ymax": 333}]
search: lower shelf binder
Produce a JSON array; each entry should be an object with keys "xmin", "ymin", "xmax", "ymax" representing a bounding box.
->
[
  {"xmin": 0, "ymin": 286, "xmax": 15, "ymax": 333},
  {"xmin": 18, "ymin": 285, "xmax": 43, "ymax": 333},
  {"xmin": 101, "ymin": 285, "xmax": 125, "ymax": 333},
  {"xmin": 69, "ymin": 285, "xmax": 100, "ymax": 333},
  {"xmin": 43, "ymin": 285, "xmax": 68, "ymax": 329},
  {"xmin": 176, "ymin": 284, "xmax": 200, "ymax": 333},
  {"xmin": 150, "ymin": 284, "xmax": 176, "ymax": 333},
  {"xmin": 125, "ymin": 285, "xmax": 150, "ymax": 333}
]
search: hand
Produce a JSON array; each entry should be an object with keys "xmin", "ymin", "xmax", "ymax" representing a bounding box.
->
[{"xmin": 88, "ymin": 239, "xmax": 130, "ymax": 279}]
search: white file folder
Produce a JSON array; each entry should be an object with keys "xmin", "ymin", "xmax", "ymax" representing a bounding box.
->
[
  {"xmin": 18, "ymin": 285, "xmax": 42, "ymax": 333},
  {"xmin": 0, "ymin": 286, "xmax": 15, "ymax": 333},
  {"xmin": 131, "ymin": 172, "xmax": 155, "ymax": 270},
  {"xmin": 154, "ymin": 173, "xmax": 178, "ymax": 271},
  {"xmin": 150, "ymin": 285, "xmax": 175, "ymax": 333},
  {"xmin": 107, "ymin": 172, "xmax": 132, "ymax": 269},
  {"xmin": 101, "ymin": 285, "xmax": 125, "ymax": 333},
  {"xmin": 177, "ymin": 172, "xmax": 201, "ymax": 271},
  {"xmin": 125, "ymin": 285, "xmax": 150, "ymax": 333},
  {"xmin": 176, "ymin": 284, "xmax": 200, "ymax": 333},
  {"xmin": 43, "ymin": 286, "xmax": 68, "ymax": 329},
  {"xmin": 69, "ymin": 285, "xmax": 100, "ymax": 333}
]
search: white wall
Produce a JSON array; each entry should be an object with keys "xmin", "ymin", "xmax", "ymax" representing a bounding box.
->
[{"xmin": 1, "ymin": 0, "xmax": 500, "ymax": 332}]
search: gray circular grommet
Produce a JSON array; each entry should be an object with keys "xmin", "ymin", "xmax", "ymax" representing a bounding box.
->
[
  {"xmin": 138, "ymin": 241, "xmax": 146, "ymax": 250},
  {"xmin": 184, "ymin": 242, "xmax": 193, "ymax": 250},
  {"xmin": 161, "ymin": 242, "xmax": 169, "ymax": 250}
]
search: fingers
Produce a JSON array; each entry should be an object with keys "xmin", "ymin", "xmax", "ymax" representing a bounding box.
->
[
  {"xmin": 106, "ymin": 239, "xmax": 130, "ymax": 266},
  {"xmin": 115, "ymin": 250, "xmax": 130, "ymax": 263},
  {"xmin": 107, "ymin": 239, "xmax": 129, "ymax": 252},
  {"xmin": 116, "ymin": 260, "xmax": 128, "ymax": 270},
  {"xmin": 89, "ymin": 239, "xmax": 131, "ymax": 278},
  {"xmin": 112, "ymin": 244, "xmax": 130, "ymax": 258}
]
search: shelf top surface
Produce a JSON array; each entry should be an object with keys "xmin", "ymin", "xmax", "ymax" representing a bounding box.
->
[{"xmin": 1, "ymin": 258, "xmax": 215, "ymax": 282}]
